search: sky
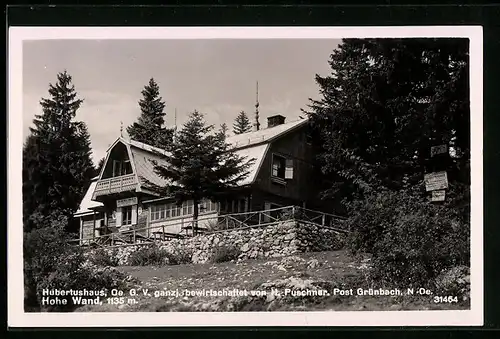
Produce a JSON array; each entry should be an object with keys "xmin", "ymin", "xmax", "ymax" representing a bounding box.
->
[{"xmin": 23, "ymin": 39, "xmax": 340, "ymax": 164}]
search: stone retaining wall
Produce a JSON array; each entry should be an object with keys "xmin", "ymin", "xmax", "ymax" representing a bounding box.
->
[{"xmin": 88, "ymin": 220, "xmax": 345, "ymax": 266}]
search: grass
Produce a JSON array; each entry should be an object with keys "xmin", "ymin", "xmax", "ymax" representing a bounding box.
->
[{"xmin": 78, "ymin": 249, "xmax": 470, "ymax": 312}]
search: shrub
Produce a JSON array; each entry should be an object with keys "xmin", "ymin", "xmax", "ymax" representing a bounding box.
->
[
  {"xmin": 24, "ymin": 225, "xmax": 130, "ymax": 312},
  {"xmin": 345, "ymin": 190, "xmax": 470, "ymax": 288},
  {"xmin": 127, "ymin": 245, "xmax": 169, "ymax": 266},
  {"xmin": 210, "ymin": 244, "xmax": 242, "ymax": 263},
  {"xmin": 165, "ymin": 248, "xmax": 193, "ymax": 265},
  {"xmin": 88, "ymin": 248, "xmax": 119, "ymax": 267}
]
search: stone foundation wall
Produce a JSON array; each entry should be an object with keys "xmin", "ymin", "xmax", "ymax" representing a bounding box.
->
[{"xmin": 88, "ymin": 220, "xmax": 345, "ymax": 266}]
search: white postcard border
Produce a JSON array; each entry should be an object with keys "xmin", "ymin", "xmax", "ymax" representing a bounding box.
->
[{"xmin": 8, "ymin": 26, "xmax": 484, "ymax": 327}]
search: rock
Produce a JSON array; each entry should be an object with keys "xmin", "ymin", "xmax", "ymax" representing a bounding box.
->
[
  {"xmin": 307, "ymin": 259, "xmax": 320, "ymax": 269},
  {"xmin": 435, "ymin": 265, "xmax": 470, "ymax": 296},
  {"xmin": 241, "ymin": 243, "xmax": 250, "ymax": 252}
]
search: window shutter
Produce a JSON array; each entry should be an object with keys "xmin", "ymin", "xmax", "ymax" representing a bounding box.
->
[
  {"xmin": 116, "ymin": 208, "xmax": 122, "ymax": 227},
  {"xmin": 132, "ymin": 205, "xmax": 138, "ymax": 224},
  {"xmin": 285, "ymin": 159, "xmax": 294, "ymax": 179}
]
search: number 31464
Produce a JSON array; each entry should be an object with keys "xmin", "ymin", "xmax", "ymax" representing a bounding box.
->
[{"xmin": 433, "ymin": 296, "xmax": 458, "ymax": 303}]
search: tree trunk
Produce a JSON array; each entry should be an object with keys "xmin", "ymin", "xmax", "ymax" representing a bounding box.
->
[{"xmin": 193, "ymin": 199, "xmax": 199, "ymax": 236}]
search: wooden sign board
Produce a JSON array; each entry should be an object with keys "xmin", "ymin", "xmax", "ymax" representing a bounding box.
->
[
  {"xmin": 431, "ymin": 190, "xmax": 446, "ymax": 202},
  {"xmin": 424, "ymin": 171, "xmax": 448, "ymax": 192},
  {"xmin": 431, "ymin": 144, "xmax": 448, "ymax": 157},
  {"xmin": 117, "ymin": 197, "xmax": 138, "ymax": 208}
]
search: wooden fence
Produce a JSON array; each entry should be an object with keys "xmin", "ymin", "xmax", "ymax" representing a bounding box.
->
[{"xmin": 70, "ymin": 205, "xmax": 347, "ymax": 248}]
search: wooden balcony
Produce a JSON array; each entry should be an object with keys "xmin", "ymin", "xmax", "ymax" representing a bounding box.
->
[{"xmin": 92, "ymin": 174, "xmax": 138, "ymax": 199}]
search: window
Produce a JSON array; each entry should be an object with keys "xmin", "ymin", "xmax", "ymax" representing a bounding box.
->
[
  {"xmin": 112, "ymin": 160, "xmax": 133, "ymax": 177},
  {"xmin": 159, "ymin": 204, "xmax": 166, "ymax": 219},
  {"xmin": 272, "ymin": 154, "xmax": 286, "ymax": 179},
  {"xmin": 182, "ymin": 200, "xmax": 194, "ymax": 215},
  {"xmin": 272, "ymin": 154, "xmax": 294, "ymax": 180},
  {"xmin": 199, "ymin": 200, "xmax": 208, "ymax": 213},
  {"xmin": 151, "ymin": 204, "xmax": 168, "ymax": 221},
  {"xmin": 171, "ymin": 204, "xmax": 181, "ymax": 218},
  {"xmin": 122, "ymin": 206, "xmax": 132, "ymax": 225}
]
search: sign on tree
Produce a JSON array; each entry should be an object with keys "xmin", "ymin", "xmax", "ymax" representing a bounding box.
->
[
  {"xmin": 430, "ymin": 144, "xmax": 448, "ymax": 157},
  {"xmin": 431, "ymin": 190, "xmax": 446, "ymax": 202},
  {"xmin": 424, "ymin": 171, "xmax": 448, "ymax": 192}
]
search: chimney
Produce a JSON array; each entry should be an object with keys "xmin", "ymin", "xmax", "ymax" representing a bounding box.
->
[{"xmin": 267, "ymin": 114, "xmax": 286, "ymax": 128}]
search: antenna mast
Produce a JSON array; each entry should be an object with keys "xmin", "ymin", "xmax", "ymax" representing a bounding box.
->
[
  {"xmin": 174, "ymin": 108, "xmax": 178, "ymax": 131},
  {"xmin": 254, "ymin": 81, "xmax": 260, "ymax": 131}
]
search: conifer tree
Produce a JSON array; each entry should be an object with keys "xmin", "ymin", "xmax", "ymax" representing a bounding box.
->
[
  {"xmin": 23, "ymin": 71, "xmax": 95, "ymax": 232},
  {"xmin": 305, "ymin": 38, "xmax": 469, "ymax": 202},
  {"xmin": 232, "ymin": 111, "xmax": 252, "ymax": 134},
  {"xmin": 127, "ymin": 78, "xmax": 173, "ymax": 149},
  {"xmin": 95, "ymin": 157, "xmax": 106, "ymax": 177},
  {"xmin": 219, "ymin": 123, "xmax": 229, "ymax": 137},
  {"xmin": 146, "ymin": 111, "xmax": 254, "ymax": 235}
]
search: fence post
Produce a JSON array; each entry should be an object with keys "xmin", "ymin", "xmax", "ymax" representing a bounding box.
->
[
  {"xmin": 162, "ymin": 225, "xmax": 165, "ymax": 241},
  {"xmin": 258, "ymin": 212, "xmax": 262, "ymax": 225},
  {"xmin": 226, "ymin": 217, "xmax": 229, "ymax": 230},
  {"xmin": 133, "ymin": 230, "xmax": 136, "ymax": 244},
  {"xmin": 292, "ymin": 206, "xmax": 295, "ymax": 219},
  {"xmin": 321, "ymin": 214, "xmax": 325, "ymax": 227}
]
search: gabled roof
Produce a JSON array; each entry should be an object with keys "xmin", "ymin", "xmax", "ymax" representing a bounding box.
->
[
  {"xmin": 129, "ymin": 145, "xmax": 170, "ymax": 188},
  {"xmin": 110, "ymin": 118, "xmax": 307, "ymax": 189},
  {"xmin": 100, "ymin": 137, "xmax": 169, "ymax": 192},
  {"xmin": 227, "ymin": 118, "xmax": 308, "ymax": 150},
  {"xmin": 105, "ymin": 137, "xmax": 169, "ymax": 156},
  {"xmin": 75, "ymin": 177, "xmax": 104, "ymax": 217}
]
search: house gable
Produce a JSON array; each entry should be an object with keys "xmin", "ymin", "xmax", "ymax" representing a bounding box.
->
[
  {"xmin": 253, "ymin": 123, "xmax": 314, "ymax": 202},
  {"xmin": 101, "ymin": 142, "xmax": 133, "ymax": 179}
]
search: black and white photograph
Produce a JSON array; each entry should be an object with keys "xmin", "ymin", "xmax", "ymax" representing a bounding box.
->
[{"xmin": 8, "ymin": 27, "xmax": 483, "ymax": 327}]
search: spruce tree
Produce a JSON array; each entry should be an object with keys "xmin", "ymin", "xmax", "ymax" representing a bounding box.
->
[
  {"xmin": 219, "ymin": 123, "xmax": 229, "ymax": 137},
  {"xmin": 127, "ymin": 78, "xmax": 173, "ymax": 149},
  {"xmin": 305, "ymin": 38, "xmax": 469, "ymax": 202},
  {"xmin": 146, "ymin": 110, "xmax": 255, "ymax": 235},
  {"xmin": 95, "ymin": 157, "xmax": 106, "ymax": 177},
  {"xmin": 233, "ymin": 111, "xmax": 252, "ymax": 134},
  {"xmin": 23, "ymin": 71, "xmax": 95, "ymax": 232}
]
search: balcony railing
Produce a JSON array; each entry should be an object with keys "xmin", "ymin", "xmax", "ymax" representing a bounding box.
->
[{"xmin": 92, "ymin": 174, "xmax": 137, "ymax": 199}]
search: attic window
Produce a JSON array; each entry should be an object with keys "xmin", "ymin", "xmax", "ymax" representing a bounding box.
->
[
  {"xmin": 272, "ymin": 154, "xmax": 294, "ymax": 181},
  {"xmin": 112, "ymin": 160, "xmax": 133, "ymax": 177},
  {"xmin": 272, "ymin": 155, "xmax": 285, "ymax": 178}
]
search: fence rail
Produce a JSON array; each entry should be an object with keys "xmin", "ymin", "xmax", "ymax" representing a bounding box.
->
[{"xmin": 70, "ymin": 205, "xmax": 348, "ymax": 247}]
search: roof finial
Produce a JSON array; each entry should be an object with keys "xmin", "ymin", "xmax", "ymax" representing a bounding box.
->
[
  {"xmin": 254, "ymin": 81, "xmax": 260, "ymax": 131},
  {"xmin": 120, "ymin": 121, "xmax": 123, "ymax": 137}
]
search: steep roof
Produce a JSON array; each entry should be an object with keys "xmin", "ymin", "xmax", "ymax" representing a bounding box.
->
[
  {"xmin": 75, "ymin": 177, "xmax": 104, "ymax": 217},
  {"xmin": 227, "ymin": 118, "xmax": 307, "ymax": 150},
  {"xmin": 117, "ymin": 118, "xmax": 307, "ymax": 188},
  {"xmin": 129, "ymin": 145, "xmax": 170, "ymax": 188}
]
